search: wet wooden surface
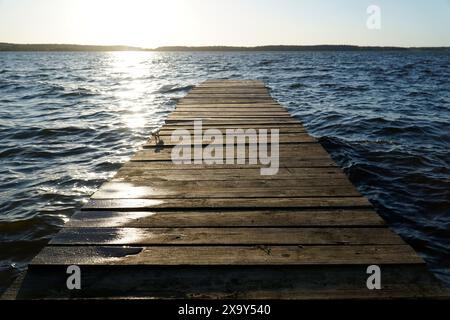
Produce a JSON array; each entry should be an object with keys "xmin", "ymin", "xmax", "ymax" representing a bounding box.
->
[{"xmin": 10, "ymin": 79, "xmax": 449, "ymax": 299}]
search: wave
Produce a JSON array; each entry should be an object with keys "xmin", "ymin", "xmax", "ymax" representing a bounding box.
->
[
  {"xmin": 289, "ymin": 83, "xmax": 306, "ymax": 89},
  {"xmin": 319, "ymin": 83, "xmax": 369, "ymax": 91},
  {"xmin": 258, "ymin": 59, "xmax": 278, "ymax": 66},
  {"xmin": 2, "ymin": 126, "xmax": 97, "ymax": 140},
  {"xmin": 156, "ymin": 84, "xmax": 194, "ymax": 93}
]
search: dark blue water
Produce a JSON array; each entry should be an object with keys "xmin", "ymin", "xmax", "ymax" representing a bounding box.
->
[{"xmin": 0, "ymin": 51, "xmax": 449, "ymax": 293}]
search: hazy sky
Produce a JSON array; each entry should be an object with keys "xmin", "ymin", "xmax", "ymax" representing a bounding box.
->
[{"xmin": 0, "ymin": 0, "xmax": 449, "ymax": 48}]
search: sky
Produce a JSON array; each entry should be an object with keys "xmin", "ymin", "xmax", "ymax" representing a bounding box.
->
[{"xmin": 0, "ymin": 0, "xmax": 449, "ymax": 48}]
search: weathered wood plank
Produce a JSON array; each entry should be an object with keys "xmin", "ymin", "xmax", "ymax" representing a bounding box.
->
[
  {"xmin": 145, "ymin": 136, "xmax": 317, "ymax": 147},
  {"xmin": 192, "ymin": 85, "xmax": 268, "ymax": 88},
  {"xmin": 106, "ymin": 180, "xmax": 355, "ymax": 192},
  {"xmin": 111, "ymin": 175, "xmax": 349, "ymax": 184},
  {"xmin": 131, "ymin": 145, "xmax": 332, "ymax": 161},
  {"xmin": 114, "ymin": 167, "xmax": 347, "ymax": 178},
  {"xmin": 198, "ymin": 82, "xmax": 265, "ymax": 87},
  {"xmin": 171, "ymin": 108, "xmax": 292, "ymax": 117},
  {"xmin": 173, "ymin": 110, "xmax": 289, "ymax": 114},
  {"xmin": 201, "ymin": 84, "xmax": 264, "ymax": 86},
  {"xmin": 182, "ymin": 94, "xmax": 272, "ymax": 99},
  {"xmin": 157, "ymin": 127, "xmax": 308, "ymax": 135},
  {"xmin": 16, "ymin": 265, "xmax": 448, "ymax": 300},
  {"xmin": 202, "ymin": 79, "xmax": 264, "ymax": 83},
  {"xmin": 171, "ymin": 110, "xmax": 288, "ymax": 114},
  {"xmin": 91, "ymin": 189, "xmax": 361, "ymax": 199},
  {"xmin": 125, "ymin": 159, "xmax": 338, "ymax": 168},
  {"xmin": 83, "ymin": 197, "xmax": 372, "ymax": 210},
  {"xmin": 166, "ymin": 118, "xmax": 295, "ymax": 123},
  {"xmin": 107, "ymin": 178, "xmax": 354, "ymax": 189},
  {"xmin": 166, "ymin": 119, "xmax": 301, "ymax": 125},
  {"xmin": 168, "ymin": 115, "xmax": 294, "ymax": 119},
  {"xmin": 31, "ymin": 245, "xmax": 424, "ymax": 266},
  {"xmin": 131, "ymin": 154, "xmax": 332, "ymax": 162},
  {"xmin": 160, "ymin": 123, "xmax": 305, "ymax": 128},
  {"xmin": 91, "ymin": 182, "xmax": 361, "ymax": 199},
  {"xmin": 179, "ymin": 99, "xmax": 275, "ymax": 104},
  {"xmin": 50, "ymin": 227, "xmax": 404, "ymax": 245},
  {"xmin": 65, "ymin": 210, "xmax": 386, "ymax": 228},
  {"xmin": 17, "ymin": 265, "xmax": 449, "ymax": 300},
  {"xmin": 175, "ymin": 105, "xmax": 286, "ymax": 111},
  {"xmin": 190, "ymin": 90, "xmax": 270, "ymax": 95}
]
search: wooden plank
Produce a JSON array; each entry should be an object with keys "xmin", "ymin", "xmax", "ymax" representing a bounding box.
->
[
  {"xmin": 192, "ymin": 85, "xmax": 268, "ymax": 88},
  {"xmin": 157, "ymin": 127, "xmax": 308, "ymax": 134},
  {"xmin": 202, "ymin": 79, "xmax": 264, "ymax": 83},
  {"xmin": 131, "ymin": 154, "xmax": 332, "ymax": 162},
  {"xmin": 183, "ymin": 94, "xmax": 272, "ymax": 99},
  {"xmin": 195, "ymin": 85, "xmax": 268, "ymax": 89},
  {"xmin": 166, "ymin": 119, "xmax": 301, "ymax": 125},
  {"xmin": 179, "ymin": 100, "xmax": 276, "ymax": 105},
  {"xmin": 144, "ymin": 135, "xmax": 317, "ymax": 146},
  {"xmin": 134, "ymin": 143, "xmax": 324, "ymax": 151},
  {"xmin": 175, "ymin": 105, "xmax": 285, "ymax": 108},
  {"xmin": 148, "ymin": 133, "xmax": 312, "ymax": 139},
  {"xmin": 164, "ymin": 124, "xmax": 304, "ymax": 129},
  {"xmin": 83, "ymin": 197, "xmax": 372, "ymax": 210},
  {"xmin": 172, "ymin": 109, "xmax": 287, "ymax": 112},
  {"xmin": 113, "ymin": 168, "xmax": 349, "ymax": 181},
  {"xmin": 131, "ymin": 145, "xmax": 332, "ymax": 161},
  {"xmin": 190, "ymin": 89, "xmax": 270, "ymax": 92},
  {"xmin": 17, "ymin": 265, "xmax": 449, "ymax": 300},
  {"xmin": 50, "ymin": 227, "xmax": 404, "ymax": 246},
  {"xmin": 148, "ymin": 132, "xmax": 314, "ymax": 138},
  {"xmin": 31, "ymin": 245, "xmax": 424, "ymax": 266},
  {"xmin": 166, "ymin": 117, "xmax": 295, "ymax": 123},
  {"xmin": 198, "ymin": 82, "xmax": 265, "ymax": 87},
  {"xmin": 169, "ymin": 114, "xmax": 292, "ymax": 118},
  {"xmin": 181, "ymin": 97, "xmax": 273, "ymax": 100},
  {"xmin": 169, "ymin": 113, "xmax": 291, "ymax": 117},
  {"xmin": 173, "ymin": 109, "xmax": 289, "ymax": 113},
  {"xmin": 202, "ymin": 80, "xmax": 264, "ymax": 82},
  {"xmin": 91, "ymin": 188, "xmax": 361, "ymax": 199},
  {"xmin": 91, "ymin": 182, "xmax": 361, "ymax": 199},
  {"xmin": 155, "ymin": 131, "xmax": 309, "ymax": 137},
  {"xmin": 112, "ymin": 174, "xmax": 349, "ymax": 182},
  {"xmin": 125, "ymin": 159, "xmax": 338, "ymax": 168},
  {"xmin": 106, "ymin": 178, "xmax": 354, "ymax": 189},
  {"xmin": 167, "ymin": 117, "xmax": 293, "ymax": 120},
  {"xmin": 186, "ymin": 87, "xmax": 267, "ymax": 91},
  {"xmin": 160, "ymin": 123, "xmax": 305, "ymax": 128},
  {"xmin": 172, "ymin": 110, "xmax": 290, "ymax": 114},
  {"xmin": 190, "ymin": 90, "xmax": 270, "ymax": 94},
  {"xmin": 116, "ymin": 167, "xmax": 345, "ymax": 175},
  {"xmin": 65, "ymin": 210, "xmax": 387, "ymax": 228},
  {"xmin": 175, "ymin": 103, "xmax": 282, "ymax": 108},
  {"xmin": 173, "ymin": 107, "xmax": 286, "ymax": 111},
  {"xmin": 199, "ymin": 84, "xmax": 264, "ymax": 87}
]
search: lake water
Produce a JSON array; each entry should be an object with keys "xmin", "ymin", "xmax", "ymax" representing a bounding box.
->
[{"xmin": 0, "ymin": 51, "xmax": 449, "ymax": 293}]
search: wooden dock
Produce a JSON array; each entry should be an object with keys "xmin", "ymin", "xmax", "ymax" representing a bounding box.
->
[{"xmin": 7, "ymin": 80, "xmax": 449, "ymax": 299}]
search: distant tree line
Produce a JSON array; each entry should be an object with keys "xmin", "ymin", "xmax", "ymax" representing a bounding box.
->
[{"xmin": 1, "ymin": 43, "xmax": 449, "ymax": 52}]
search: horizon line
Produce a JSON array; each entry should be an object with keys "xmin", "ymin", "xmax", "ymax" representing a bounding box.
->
[{"xmin": 1, "ymin": 42, "xmax": 450, "ymax": 51}]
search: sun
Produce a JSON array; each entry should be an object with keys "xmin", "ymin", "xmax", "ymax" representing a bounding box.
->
[{"xmin": 73, "ymin": 0, "xmax": 185, "ymax": 48}]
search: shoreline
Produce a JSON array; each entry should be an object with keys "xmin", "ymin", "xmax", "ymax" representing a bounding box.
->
[{"xmin": 1, "ymin": 43, "xmax": 450, "ymax": 52}]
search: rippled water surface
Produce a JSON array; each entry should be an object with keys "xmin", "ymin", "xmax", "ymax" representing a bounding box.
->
[{"xmin": 0, "ymin": 51, "xmax": 449, "ymax": 292}]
